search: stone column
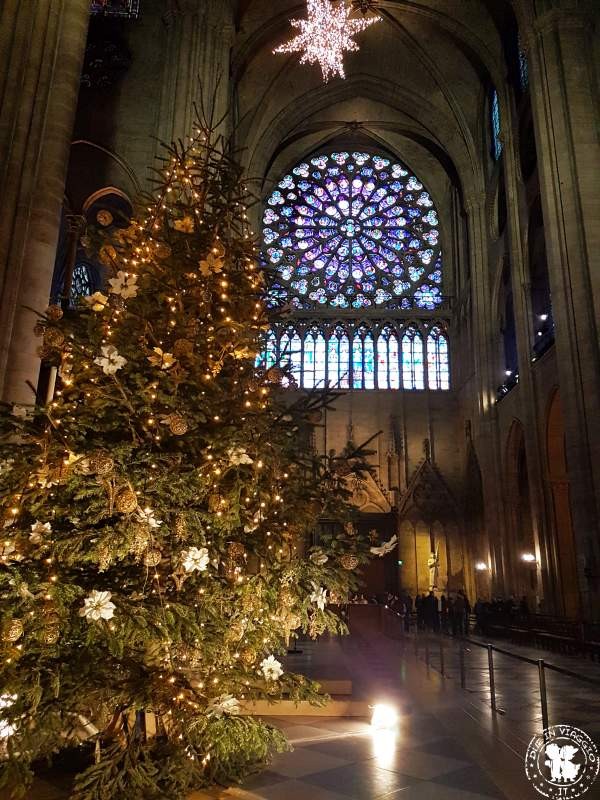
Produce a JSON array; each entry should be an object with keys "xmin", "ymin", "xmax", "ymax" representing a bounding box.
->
[
  {"xmin": 158, "ymin": 0, "xmax": 235, "ymax": 147},
  {"xmin": 500, "ymin": 85, "xmax": 556, "ymax": 611},
  {"xmin": 465, "ymin": 194, "xmax": 508, "ymax": 597},
  {"xmin": 525, "ymin": 1, "xmax": 600, "ymax": 618},
  {"xmin": 0, "ymin": 0, "xmax": 90, "ymax": 403}
]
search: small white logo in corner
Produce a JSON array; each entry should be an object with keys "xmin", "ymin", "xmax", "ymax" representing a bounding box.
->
[{"xmin": 526, "ymin": 725, "xmax": 599, "ymax": 798}]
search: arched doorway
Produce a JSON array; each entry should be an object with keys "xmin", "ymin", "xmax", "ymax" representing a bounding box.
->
[{"xmin": 546, "ymin": 390, "xmax": 580, "ymax": 617}]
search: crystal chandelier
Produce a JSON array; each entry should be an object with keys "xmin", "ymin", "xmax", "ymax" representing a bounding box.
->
[{"xmin": 274, "ymin": 0, "xmax": 379, "ymax": 83}]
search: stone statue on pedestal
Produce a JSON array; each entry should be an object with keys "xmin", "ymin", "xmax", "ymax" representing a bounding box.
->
[{"xmin": 428, "ymin": 547, "xmax": 440, "ymax": 591}]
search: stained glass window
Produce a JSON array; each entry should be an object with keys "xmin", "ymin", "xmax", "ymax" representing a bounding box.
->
[
  {"xmin": 90, "ymin": 0, "xmax": 140, "ymax": 17},
  {"xmin": 263, "ymin": 151, "xmax": 443, "ymax": 311},
  {"xmin": 258, "ymin": 324, "xmax": 448, "ymax": 391},
  {"xmin": 427, "ymin": 327, "xmax": 450, "ymax": 390},
  {"xmin": 518, "ymin": 41, "xmax": 529, "ymax": 90},
  {"xmin": 70, "ymin": 263, "xmax": 93, "ymax": 304},
  {"xmin": 402, "ymin": 326, "xmax": 425, "ymax": 390},
  {"xmin": 491, "ymin": 90, "xmax": 503, "ymax": 160}
]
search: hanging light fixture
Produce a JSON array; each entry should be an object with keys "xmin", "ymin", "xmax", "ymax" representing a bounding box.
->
[{"xmin": 274, "ymin": 0, "xmax": 379, "ymax": 83}]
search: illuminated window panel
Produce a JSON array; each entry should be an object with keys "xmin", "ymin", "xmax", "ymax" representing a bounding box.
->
[
  {"xmin": 352, "ymin": 334, "xmax": 364, "ymax": 389},
  {"xmin": 427, "ymin": 327, "xmax": 450, "ymax": 390},
  {"xmin": 315, "ymin": 333, "xmax": 327, "ymax": 387},
  {"xmin": 339, "ymin": 334, "xmax": 350, "ymax": 389},
  {"xmin": 402, "ymin": 328, "xmax": 425, "ymax": 390},
  {"xmin": 364, "ymin": 333, "xmax": 375, "ymax": 389},
  {"xmin": 377, "ymin": 335, "xmax": 389, "ymax": 389},
  {"xmin": 491, "ymin": 90, "xmax": 502, "ymax": 160},
  {"xmin": 388, "ymin": 332, "xmax": 400, "ymax": 389},
  {"xmin": 263, "ymin": 151, "xmax": 443, "ymax": 311},
  {"xmin": 303, "ymin": 334, "xmax": 317, "ymax": 388}
]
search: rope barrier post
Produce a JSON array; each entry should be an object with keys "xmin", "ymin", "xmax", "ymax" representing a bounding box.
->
[
  {"xmin": 487, "ymin": 644, "xmax": 497, "ymax": 712},
  {"xmin": 538, "ymin": 659, "xmax": 550, "ymax": 737},
  {"xmin": 459, "ymin": 643, "xmax": 466, "ymax": 689},
  {"xmin": 439, "ymin": 638, "xmax": 445, "ymax": 676},
  {"xmin": 425, "ymin": 638, "xmax": 430, "ymax": 668}
]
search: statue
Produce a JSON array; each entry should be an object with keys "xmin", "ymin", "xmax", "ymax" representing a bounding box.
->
[{"xmin": 428, "ymin": 547, "xmax": 440, "ymax": 591}]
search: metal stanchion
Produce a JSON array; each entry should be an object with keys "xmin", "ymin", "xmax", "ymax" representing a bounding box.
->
[
  {"xmin": 459, "ymin": 644, "xmax": 466, "ymax": 689},
  {"xmin": 487, "ymin": 644, "xmax": 497, "ymax": 712},
  {"xmin": 538, "ymin": 659, "xmax": 550, "ymax": 736},
  {"xmin": 439, "ymin": 639, "xmax": 445, "ymax": 676},
  {"xmin": 425, "ymin": 639, "xmax": 430, "ymax": 668}
]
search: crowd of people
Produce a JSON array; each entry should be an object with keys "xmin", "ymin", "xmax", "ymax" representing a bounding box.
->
[{"xmin": 347, "ymin": 590, "xmax": 533, "ymax": 638}]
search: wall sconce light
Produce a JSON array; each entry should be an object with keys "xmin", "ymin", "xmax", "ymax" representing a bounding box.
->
[
  {"xmin": 475, "ymin": 561, "xmax": 488, "ymax": 571},
  {"xmin": 539, "ymin": 313, "xmax": 548, "ymax": 321},
  {"xmin": 521, "ymin": 552, "xmax": 537, "ymax": 563}
]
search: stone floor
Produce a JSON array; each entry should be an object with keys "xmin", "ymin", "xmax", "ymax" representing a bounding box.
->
[{"xmin": 26, "ymin": 616, "xmax": 600, "ymax": 799}]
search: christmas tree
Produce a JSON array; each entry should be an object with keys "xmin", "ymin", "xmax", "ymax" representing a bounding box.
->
[{"xmin": 0, "ymin": 118, "xmax": 371, "ymax": 799}]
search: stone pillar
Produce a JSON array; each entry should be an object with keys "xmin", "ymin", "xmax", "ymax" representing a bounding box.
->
[
  {"xmin": 500, "ymin": 85, "xmax": 556, "ymax": 611},
  {"xmin": 0, "ymin": 0, "xmax": 90, "ymax": 403},
  {"xmin": 158, "ymin": 0, "xmax": 235, "ymax": 147},
  {"xmin": 525, "ymin": 2, "xmax": 600, "ymax": 618},
  {"xmin": 465, "ymin": 195, "xmax": 508, "ymax": 597}
]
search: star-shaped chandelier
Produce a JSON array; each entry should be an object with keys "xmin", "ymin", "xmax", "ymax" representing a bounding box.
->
[{"xmin": 274, "ymin": 0, "xmax": 379, "ymax": 83}]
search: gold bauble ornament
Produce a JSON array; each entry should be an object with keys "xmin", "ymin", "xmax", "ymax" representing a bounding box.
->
[
  {"xmin": 129, "ymin": 525, "xmax": 150, "ymax": 558},
  {"xmin": 4, "ymin": 619, "xmax": 24, "ymax": 643},
  {"xmin": 43, "ymin": 624, "xmax": 60, "ymax": 645},
  {"xmin": 240, "ymin": 647, "xmax": 256, "ymax": 666},
  {"xmin": 143, "ymin": 548, "xmax": 162, "ymax": 567},
  {"xmin": 174, "ymin": 514, "xmax": 187, "ymax": 540},
  {"xmin": 115, "ymin": 487, "xmax": 138, "ymax": 514},
  {"xmin": 168, "ymin": 414, "xmax": 188, "ymax": 436},
  {"xmin": 173, "ymin": 339, "xmax": 193, "ymax": 358},
  {"xmin": 154, "ymin": 242, "xmax": 172, "ymax": 260},
  {"xmin": 278, "ymin": 587, "xmax": 295, "ymax": 609},
  {"xmin": 88, "ymin": 451, "xmax": 115, "ymax": 476},
  {"xmin": 340, "ymin": 554, "xmax": 359, "ymax": 571},
  {"xmin": 46, "ymin": 305, "xmax": 64, "ymax": 321},
  {"xmin": 97, "ymin": 544, "xmax": 112, "ymax": 572},
  {"xmin": 227, "ymin": 541, "xmax": 245, "ymax": 560},
  {"xmin": 226, "ymin": 621, "xmax": 245, "ymax": 641}
]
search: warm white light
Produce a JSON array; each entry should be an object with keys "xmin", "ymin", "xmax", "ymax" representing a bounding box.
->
[
  {"xmin": 274, "ymin": 0, "xmax": 379, "ymax": 83},
  {"xmin": 521, "ymin": 552, "xmax": 537, "ymax": 563},
  {"xmin": 505, "ymin": 369, "xmax": 512, "ymax": 377},
  {"xmin": 475, "ymin": 561, "xmax": 488, "ymax": 571},
  {"xmin": 539, "ymin": 314, "xmax": 548, "ymax": 321},
  {"xmin": 371, "ymin": 703, "xmax": 399, "ymax": 730}
]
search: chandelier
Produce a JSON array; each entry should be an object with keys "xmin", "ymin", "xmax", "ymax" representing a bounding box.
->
[{"xmin": 274, "ymin": 0, "xmax": 379, "ymax": 83}]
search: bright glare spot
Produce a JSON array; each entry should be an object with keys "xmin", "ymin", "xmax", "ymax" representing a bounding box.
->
[
  {"xmin": 521, "ymin": 552, "xmax": 537, "ymax": 563},
  {"xmin": 371, "ymin": 703, "xmax": 398, "ymax": 730},
  {"xmin": 475, "ymin": 561, "xmax": 488, "ymax": 571},
  {"xmin": 371, "ymin": 729, "xmax": 397, "ymax": 768}
]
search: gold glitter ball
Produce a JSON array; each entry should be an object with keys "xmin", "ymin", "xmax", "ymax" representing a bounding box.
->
[
  {"xmin": 340, "ymin": 554, "xmax": 359, "ymax": 571},
  {"xmin": 43, "ymin": 624, "xmax": 60, "ymax": 645},
  {"xmin": 143, "ymin": 548, "xmax": 162, "ymax": 567},
  {"xmin": 168, "ymin": 414, "xmax": 188, "ymax": 436},
  {"xmin": 88, "ymin": 451, "xmax": 115, "ymax": 476},
  {"xmin": 4, "ymin": 619, "xmax": 24, "ymax": 643},
  {"xmin": 46, "ymin": 305, "xmax": 64, "ymax": 321},
  {"xmin": 115, "ymin": 487, "xmax": 138, "ymax": 514}
]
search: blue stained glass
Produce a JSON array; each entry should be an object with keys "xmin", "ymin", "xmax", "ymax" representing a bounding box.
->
[
  {"xmin": 364, "ymin": 334, "xmax": 375, "ymax": 389},
  {"xmin": 491, "ymin": 89, "xmax": 502, "ymax": 160},
  {"xmin": 353, "ymin": 335, "xmax": 363, "ymax": 388},
  {"xmin": 264, "ymin": 152, "xmax": 443, "ymax": 310}
]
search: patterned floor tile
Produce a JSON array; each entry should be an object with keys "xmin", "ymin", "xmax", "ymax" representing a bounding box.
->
[{"xmin": 302, "ymin": 761, "xmax": 421, "ymax": 799}]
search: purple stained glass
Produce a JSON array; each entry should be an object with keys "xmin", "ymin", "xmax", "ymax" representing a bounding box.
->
[{"xmin": 263, "ymin": 152, "xmax": 443, "ymax": 310}]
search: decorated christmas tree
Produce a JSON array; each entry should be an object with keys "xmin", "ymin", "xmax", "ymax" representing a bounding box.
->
[{"xmin": 0, "ymin": 119, "xmax": 371, "ymax": 798}]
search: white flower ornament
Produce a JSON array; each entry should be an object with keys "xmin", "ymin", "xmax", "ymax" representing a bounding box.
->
[
  {"xmin": 310, "ymin": 585, "xmax": 328, "ymax": 611},
  {"xmin": 30, "ymin": 521, "xmax": 52, "ymax": 544},
  {"xmin": 182, "ymin": 546, "xmax": 210, "ymax": 573},
  {"xmin": 80, "ymin": 590, "xmax": 116, "ymax": 622},
  {"xmin": 260, "ymin": 655, "xmax": 283, "ymax": 681},
  {"xmin": 108, "ymin": 271, "xmax": 138, "ymax": 299},
  {"xmin": 94, "ymin": 345, "xmax": 127, "ymax": 375}
]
